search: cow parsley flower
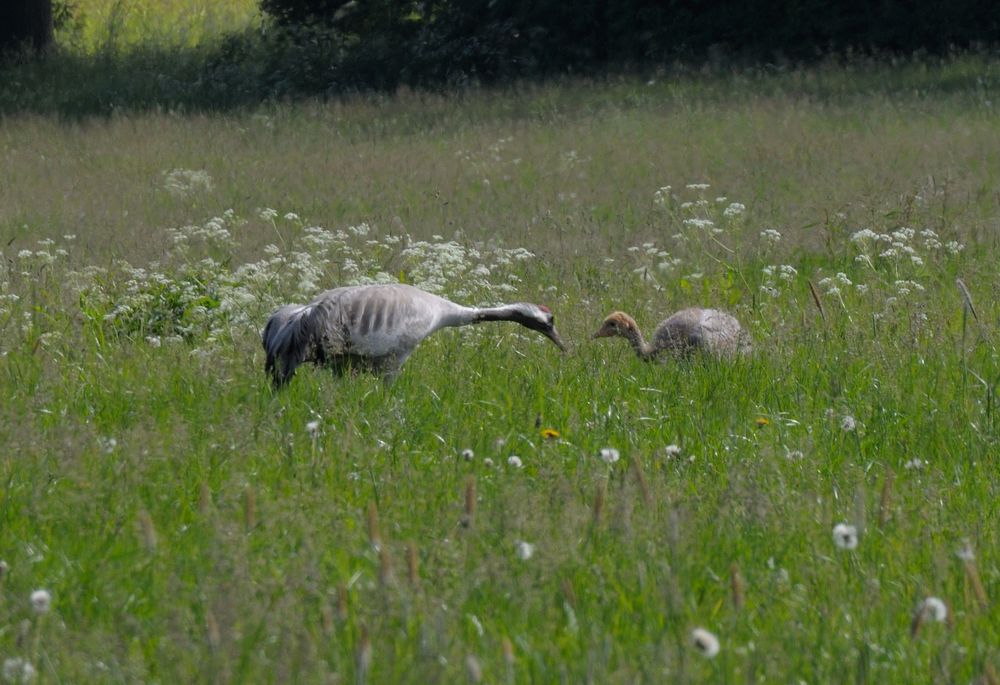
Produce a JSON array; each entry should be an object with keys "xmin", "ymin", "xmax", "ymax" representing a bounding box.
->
[
  {"xmin": 759, "ymin": 229, "xmax": 782, "ymax": 244},
  {"xmin": 833, "ymin": 523, "xmax": 859, "ymax": 550}
]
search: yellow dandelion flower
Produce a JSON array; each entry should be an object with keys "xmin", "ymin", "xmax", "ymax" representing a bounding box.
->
[
  {"xmin": 541, "ymin": 428, "xmax": 561, "ymax": 440},
  {"xmin": 754, "ymin": 417, "xmax": 770, "ymax": 428}
]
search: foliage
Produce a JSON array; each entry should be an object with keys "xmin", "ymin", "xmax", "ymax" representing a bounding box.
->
[{"xmin": 1, "ymin": 66, "xmax": 999, "ymax": 682}]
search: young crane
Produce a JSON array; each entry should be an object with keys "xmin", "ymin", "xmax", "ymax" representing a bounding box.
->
[
  {"xmin": 263, "ymin": 283, "xmax": 565, "ymax": 386},
  {"xmin": 592, "ymin": 308, "xmax": 750, "ymax": 360}
]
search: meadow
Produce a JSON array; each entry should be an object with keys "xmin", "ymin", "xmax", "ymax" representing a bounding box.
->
[{"xmin": 2, "ymin": 11, "xmax": 1000, "ymax": 680}]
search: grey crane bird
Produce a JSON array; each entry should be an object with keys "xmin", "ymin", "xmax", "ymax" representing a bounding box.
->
[
  {"xmin": 592, "ymin": 308, "xmax": 751, "ymax": 360},
  {"xmin": 263, "ymin": 283, "xmax": 565, "ymax": 386}
]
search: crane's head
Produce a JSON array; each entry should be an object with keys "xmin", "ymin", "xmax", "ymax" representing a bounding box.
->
[
  {"xmin": 512, "ymin": 303, "xmax": 566, "ymax": 351},
  {"xmin": 592, "ymin": 311, "xmax": 639, "ymax": 340}
]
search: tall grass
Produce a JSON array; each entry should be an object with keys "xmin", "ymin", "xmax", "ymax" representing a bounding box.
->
[{"xmin": 0, "ymin": 63, "xmax": 998, "ymax": 682}]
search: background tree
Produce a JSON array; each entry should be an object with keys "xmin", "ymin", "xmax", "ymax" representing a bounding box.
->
[{"xmin": 0, "ymin": 0, "xmax": 54, "ymax": 59}]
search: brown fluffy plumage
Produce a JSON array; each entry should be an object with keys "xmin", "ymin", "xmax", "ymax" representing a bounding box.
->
[{"xmin": 592, "ymin": 308, "xmax": 751, "ymax": 360}]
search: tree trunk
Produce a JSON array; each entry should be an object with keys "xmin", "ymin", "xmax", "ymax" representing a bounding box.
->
[{"xmin": 0, "ymin": 0, "xmax": 54, "ymax": 59}]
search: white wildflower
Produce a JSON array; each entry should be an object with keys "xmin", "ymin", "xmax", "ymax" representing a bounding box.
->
[
  {"xmin": 259, "ymin": 208, "xmax": 278, "ymax": 221},
  {"xmin": 664, "ymin": 444, "xmax": 681, "ymax": 458},
  {"xmin": 515, "ymin": 541, "xmax": 535, "ymax": 560},
  {"xmin": 599, "ymin": 448, "xmax": 620, "ymax": 464},
  {"xmin": 30, "ymin": 589, "xmax": 51, "ymax": 614},
  {"xmin": 759, "ymin": 228, "xmax": 782, "ymax": 243},
  {"xmin": 507, "ymin": 455, "xmax": 523, "ymax": 469},
  {"xmin": 723, "ymin": 202, "xmax": 746, "ymax": 218},
  {"xmin": 685, "ymin": 183, "xmax": 710, "ymax": 190},
  {"xmin": 162, "ymin": 168, "xmax": 213, "ymax": 197},
  {"xmin": 851, "ymin": 229, "xmax": 878, "ymax": 243},
  {"xmin": 683, "ymin": 218, "xmax": 716, "ymax": 230},
  {"xmin": 904, "ymin": 458, "xmax": 925, "ymax": 470},
  {"xmin": 691, "ymin": 628, "xmax": 720, "ymax": 658},
  {"xmin": 306, "ymin": 420, "xmax": 320, "ymax": 438},
  {"xmin": 833, "ymin": 523, "xmax": 859, "ymax": 550}
]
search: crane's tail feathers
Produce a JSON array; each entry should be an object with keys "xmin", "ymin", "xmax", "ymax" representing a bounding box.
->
[{"xmin": 262, "ymin": 304, "xmax": 313, "ymax": 388}]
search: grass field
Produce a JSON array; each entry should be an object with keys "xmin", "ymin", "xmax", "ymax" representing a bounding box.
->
[{"xmin": 1, "ymin": 30, "xmax": 1000, "ymax": 682}]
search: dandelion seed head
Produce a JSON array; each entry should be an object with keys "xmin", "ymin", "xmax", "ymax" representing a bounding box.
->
[
  {"xmin": 841, "ymin": 416, "xmax": 856, "ymax": 432},
  {"xmin": 30, "ymin": 589, "xmax": 51, "ymax": 614},
  {"xmin": 461, "ymin": 448, "xmax": 475, "ymax": 461},
  {"xmin": 833, "ymin": 523, "xmax": 859, "ymax": 550},
  {"xmin": 920, "ymin": 596, "xmax": 947, "ymax": 622},
  {"xmin": 599, "ymin": 447, "xmax": 620, "ymax": 464},
  {"xmin": 507, "ymin": 455, "xmax": 523, "ymax": 469},
  {"xmin": 691, "ymin": 628, "xmax": 720, "ymax": 658},
  {"xmin": 306, "ymin": 420, "xmax": 320, "ymax": 438},
  {"xmin": 664, "ymin": 444, "xmax": 681, "ymax": 457},
  {"xmin": 515, "ymin": 541, "xmax": 535, "ymax": 560},
  {"xmin": 2, "ymin": 658, "xmax": 36, "ymax": 684}
]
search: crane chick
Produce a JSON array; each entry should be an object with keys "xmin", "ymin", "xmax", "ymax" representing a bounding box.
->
[
  {"xmin": 592, "ymin": 308, "xmax": 750, "ymax": 360},
  {"xmin": 263, "ymin": 283, "xmax": 565, "ymax": 386}
]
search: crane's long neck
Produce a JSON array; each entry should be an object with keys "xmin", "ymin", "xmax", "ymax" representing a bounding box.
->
[
  {"xmin": 623, "ymin": 326, "xmax": 656, "ymax": 360},
  {"xmin": 439, "ymin": 304, "xmax": 524, "ymax": 328}
]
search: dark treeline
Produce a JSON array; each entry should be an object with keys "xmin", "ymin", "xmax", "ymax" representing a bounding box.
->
[
  {"xmin": 259, "ymin": 0, "xmax": 1000, "ymax": 86},
  {"xmin": 2, "ymin": 0, "xmax": 1000, "ymax": 116}
]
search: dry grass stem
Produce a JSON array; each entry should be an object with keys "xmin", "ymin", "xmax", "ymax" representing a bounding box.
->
[
  {"xmin": 406, "ymin": 542, "xmax": 420, "ymax": 588},
  {"xmin": 243, "ymin": 486, "xmax": 256, "ymax": 531},
  {"xmin": 877, "ymin": 470, "xmax": 894, "ymax": 528},
  {"xmin": 137, "ymin": 509, "xmax": 157, "ymax": 552},
  {"xmin": 956, "ymin": 278, "xmax": 979, "ymax": 321},
  {"xmin": 367, "ymin": 502, "xmax": 382, "ymax": 549},
  {"xmin": 630, "ymin": 457, "xmax": 653, "ymax": 506},
  {"xmin": 730, "ymin": 563, "xmax": 745, "ymax": 611},
  {"xmin": 963, "ymin": 558, "xmax": 989, "ymax": 611},
  {"xmin": 807, "ymin": 279, "xmax": 826, "ymax": 320},
  {"xmin": 461, "ymin": 475, "xmax": 476, "ymax": 529}
]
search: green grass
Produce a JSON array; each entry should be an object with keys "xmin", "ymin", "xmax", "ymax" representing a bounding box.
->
[{"xmin": 1, "ymin": 59, "xmax": 999, "ymax": 683}]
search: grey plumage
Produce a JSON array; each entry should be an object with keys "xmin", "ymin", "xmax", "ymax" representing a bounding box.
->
[
  {"xmin": 592, "ymin": 308, "xmax": 751, "ymax": 359},
  {"xmin": 263, "ymin": 283, "xmax": 564, "ymax": 386}
]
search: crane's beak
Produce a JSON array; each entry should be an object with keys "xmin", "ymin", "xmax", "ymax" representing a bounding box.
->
[{"xmin": 545, "ymin": 327, "xmax": 567, "ymax": 352}]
